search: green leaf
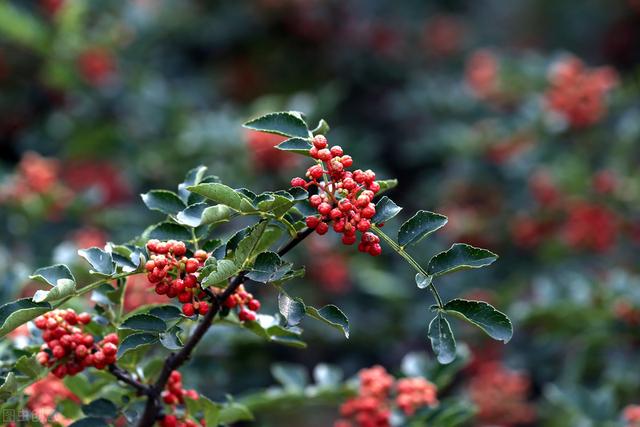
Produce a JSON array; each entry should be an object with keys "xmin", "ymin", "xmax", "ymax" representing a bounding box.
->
[
  {"xmin": 78, "ymin": 247, "xmax": 115, "ymax": 276},
  {"xmin": 178, "ymin": 166, "xmax": 208, "ymax": 201},
  {"xmin": 306, "ymin": 305, "xmax": 349, "ymax": 338},
  {"xmin": 397, "ymin": 210, "xmax": 448, "ymax": 247},
  {"xmin": 146, "ymin": 222, "xmax": 193, "ymax": 241},
  {"xmin": 311, "ymin": 119, "xmax": 330, "ymax": 136},
  {"xmin": 82, "ymin": 398, "xmax": 118, "ymax": 418},
  {"xmin": 256, "ymin": 192, "xmax": 296, "ymax": 217},
  {"xmin": 376, "ymin": 179, "xmax": 398, "ymax": 195},
  {"xmin": 177, "ymin": 203, "xmax": 234, "ymax": 227},
  {"xmin": 15, "ymin": 355, "xmax": 45, "ymax": 379},
  {"xmin": 69, "ymin": 418, "xmax": 109, "ymax": 427},
  {"xmin": 313, "ymin": 364, "xmax": 343, "ymax": 387},
  {"xmin": 243, "ymin": 111, "xmax": 309, "ymax": 138},
  {"xmin": 187, "ymin": 183, "xmax": 244, "ymax": 211},
  {"xmin": 278, "ymin": 292, "xmax": 306, "ymax": 326},
  {"xmin": 159, "ymin": 325, "xmax": 183, "ymax": 350},
  {"xmin": 148, "ymin": 305, "xmax": 182, "ymax": 322},
  {"xmin": 120, "ymin": 314, "xmax": 167, "ymax": 333},
  {"xmin": 275, "ymin": 137, "xmax": 313, "ymax": 155},
  {"xmin": 141, "ymin": 190, "xmax": 186, "ymax": 216},
  {"xmin": 0, "ymin": 298, "xmax": 51, "ymax": 337},
  {"xmin": 0, "ymin": 373, "xmax": 17, "ymax": 404},
  {"xmin": 33, "ymin": 278, "xmax": 76, "ymax": 303},
  {"xmin": 117, "ymin": 332, "xmax": 158, "ymax": 359},
  {"xmin": 271, "ymin": 363, "xmax": 309, "ymax": 391},
  {"xmin": 427, "ymin": 243, "xmax": 498, "ymax": 276},
  {"xmin": 415, "ymin": 273, "xmax": 433, "ymax": 290},
  {"xmin": 428, "ymin": 314, "xmax": 456, "ymax": 364},
  {"xmin": 201, "ymin": 259, "xmax": 239, "ymax": 287},
  {"xmin": 247, "ymin": 252, "xmax": 293, "ymax": 284},
  {"xmin": 29, "ymin": 264, "xmax": 75, "ymax": 287},
  {"xmin": 443, "ymin": 299, "xmax": 513, "ymax": 343},
  {"xmin": 218, "ymin": 402, "xmax": 254, "ymax": 424},
  {"xmin": 235, "ymin": 221, "xmax": 269, "ymax": 266},
  {"xmin": 0, "ymin": 2, "xmax": 47, "ymax": 52},
  {"xmin": 371, "ymin": 196, "xmax": 402, "ymax": 225},
  {"xmin": 185, "ymin": 395, "xmax": 221, "ymax": 425}
]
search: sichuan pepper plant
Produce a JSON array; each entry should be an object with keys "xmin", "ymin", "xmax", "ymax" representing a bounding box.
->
[{"xmin": 0, "ymin": 111, "xmax": 511, "ymax": 426}]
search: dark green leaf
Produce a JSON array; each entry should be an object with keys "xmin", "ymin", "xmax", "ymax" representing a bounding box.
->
[
  {"xmin": 275, "ymin": 137, "xmax": 312, "ymax": 155},
  {"xmin": 120, "ymin": 314, "xmax": 167, "ymax": 333},
  {"xmin": 271, "ymin": 363, "xmax": 309, "ymax": 390},
  {"xmin": 78, "ymin": 247, "xmax": 115, "ymax": 276},
  {"xmin": 397, "ymin": 210, "xmax": 448, "ymax": 247},
  {"xmin": 247, "ymin": 252, "xmax": 292, "ymax": 284},
  {"xmin": 82, "ymin": 398, "xmax": 118, "ymax": 418},
  {"xmin": 147, "ymin": 222, "xmax": 193, "ymax": 242},
  {"xmin": 371, "ymin": 196, "xmax": 402, "ymax": 224},
  {"xmin": 0, "ymin": 298, "xmax": 51, "ymax": 337},
  {"xmin": 148, "ymin": 305, "xmax": 182, "ymax": 322},
  {"xmin": 306, "ymin": 305, "xmax": 349, "ymax": 338},
  {"xmin": 428, "ymin": 314, "xmax": 456, "ymax": 364},
  {"xmin": 117, "ymin": 332, "xmax": 158, "ymax": 359},
  {"xmin": 244, "ymin": 111, "xmax": 309, "ymax": 138},
  {"xmin": 443, "ymin": 299, "xmax": 512, "ymax": 343},
  {"xmin": 235, "ymin": 221, "xmax": 269, "ymax": 266},
  {"xmin": 278, "ymin": 292, "xmax": 306, "ymax": 326},
  {"xmin": 427, "ymin": 243, "xmax": 498, "ymax": 276},
  {"xmin": 29, "ymin": 264, "xmax": 75, "ymax": 286},
  {"xmin": 141, "ymin": 190, "xmax": 186, "ymax": 216},
  {"xmin": 69, "ymin": 417, "xmax": 109, "ymax": 427},
  {"xmin": 112, "ymin": 253, "xmax": 138, "ymax": 273}
]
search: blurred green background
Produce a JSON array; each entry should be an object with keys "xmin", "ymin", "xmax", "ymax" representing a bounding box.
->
[{"xmin": 2, "ymin": 0, "xmax": 640, "ymax": 426}]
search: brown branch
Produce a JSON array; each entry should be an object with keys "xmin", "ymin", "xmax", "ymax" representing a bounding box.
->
[
  {"xmin": 108, "ymin": 364, "xmax": 150, "ymax": 394},
  {"xmin": 135, "ymin": 226, "xmax": 314, "ymax": 427}
]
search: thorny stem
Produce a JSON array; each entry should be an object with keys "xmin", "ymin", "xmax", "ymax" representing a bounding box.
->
[{"xmin": 135, "ymin": 226, "xmax": 314, "ymax": 427}]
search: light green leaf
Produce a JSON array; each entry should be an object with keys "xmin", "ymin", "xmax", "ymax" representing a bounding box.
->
[
  {"xmin": 159, "ymin": 326, "xmax": 184, "ymax": 350},
  {"xmin": 177, "ymin": 203, "xmax": 234, "ymax": 227},
  {"xmin": 397, "ymin": 210, "xmax": 448, "ymax": 247},
  {"xmin": 427, "ymin": 243, "xmax": 498, "ymax": 276},
  {"xmin": 15, "ymin": 355, "xmax": 44, "ymax": 379},
  {"xmin": 218, "ymin": 402, "xmax": 254, "ymax": 424},
  {"xmin": 428, "ymin": 314, "xmax": 456, "ymax": 364},
  {"xmin": 0, "ymin": 298, "xmax": 51, "ymax": 337},
  {"xmin": 78, "ymin": 247, "xmax": 115, "ymax": 276},
  {"xmin": 33, "ymin": 278, "xmax": 76, "ymax": 303},
  {"xmin": 235, "ymin": 221, "xmax": 269, "ymax": 266},
  {"xmin": 187, "ymin": 183, "xmax": 244, "ymax": 211},
  {"xmin": 201, "ymin": 259, "xmax": 239, "ymax": 287},
  {"xmin": 0, "ymin": 373, "xmax": 17, "ymax": 404},
  {"xmin": 443, "ymin": 299, "xmax": 512, "ymax": 343},
  {"xmin": 278, "ymin": 292, "xmax": 306, "ymax": 326},
  {"xmin": 377, "ymin": 179, "xmax": 398, "ymax": 195},
  {"xmin": 244, "ymin": 111, "xmax": 309, "ymax": 138},
  {"xmin": 141, "ymin": 190, "xmax": 186, "ymax": 216}
]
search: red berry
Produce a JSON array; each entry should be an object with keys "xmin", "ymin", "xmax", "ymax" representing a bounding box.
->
[
  {"xmin": 291, "ymin": 177, "xmax": 306, "ymax": 187},
  {"xmin": 248, "ymin": 299, "xmax": 261, "ymax": 311},
  {"xmin": 104, "ymin": 333, "xmax": 119, "ymax": 345},
  {"xmin": 316, "ymin": 222, "xmax": 329, "ymax": 235},
  {"xmin": 318, "ymin": 202, "xmax": 332, "ymax": 215},
  {"xmin": 78, "ymin": 313, "xmax": 91, "ymax": 325},
  {"xmin": 317, "ymin": 148, "xmax": 332, "ymax": 161},
  {"xmin": 313, "ymin": 135, "xmax": 328, "ymax": 149},
  {"xmin": 309, "ymin": 195, "xmax": 322, "ymax": 207},
  {"xmin": 161, "ymin": 415, "xmax": 178, "ymax": 427},
  {"xmin": 75, "ymin": 345, "xmax": 88, "ymax": 358},
  {"xmin": 305, "ymin": 216, "xmax": 320, "ymax": 229},
  {"xmin": 341, "ymin": 155, "xmax": 353, "ymax": 167},
  {"xmin": 185, "ymin": 259, "xmax": 199, "ymax": 273},
  {"xmin": 34, "ymin": 316, "xmax": 47, "ymax": 330},
  {"xmin": 178, "ymin": 292, "xmax": 192, "ymax": 303},
  {"xmin": 238, "ymin": 309, "xmax": 256, "ymax": 322},
  {"xmin": 102, "ymin": 342, "xmax": 118, "ymax": 357},
  {"xmin": 184, "ymin": 274, "xmax": 198, "ymax": 288},
  {"xmin": 182, "ymin": 303, "xmax": 195, "ymax": 317},
  {"xmin": 198, "ymin": 302, "xmax": 209, "ymax": 315}
]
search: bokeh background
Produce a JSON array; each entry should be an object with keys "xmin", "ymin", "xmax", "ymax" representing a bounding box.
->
[{"xmin": 2, "ymin": 0, "xmax": 640, "ymax": 426}]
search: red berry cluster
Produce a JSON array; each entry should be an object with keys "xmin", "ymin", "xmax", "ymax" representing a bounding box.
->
[
  {"xmin": 623, "ymin": 404, "xmax": 640, "ymax": 427},
  {"xmin": 145, "ymin": 240, "xmax": 211, "ymax": 317},
  {"xmin": 395, "ymin": 378, "xmax": 438, "ymax": 416},
  {"xmin": 159, "ymin": 371, "xmax": 204, "ymax": 427},
  {"xmin": 222, "ymin": 284, "xmax": 261, "ymax": 322},
  {"xmin": 545, "ymin": 56, "xmax": 617, "ymax": 128},
  {"xmin": 34, "ymin": 309, "xmax": 119, "ymax": 378},
  {"xmin": 290, "ymin": 135, "xmax": 382, "ymax": 256},
  {"xmin": 335, "ymin": 365, "xmax": 439, "ymax": 427}
]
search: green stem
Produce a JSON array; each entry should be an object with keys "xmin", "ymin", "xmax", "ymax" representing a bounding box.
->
[{"xmin": 371, "ymin": 225, "xmax": 444, "ymax": 308}]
